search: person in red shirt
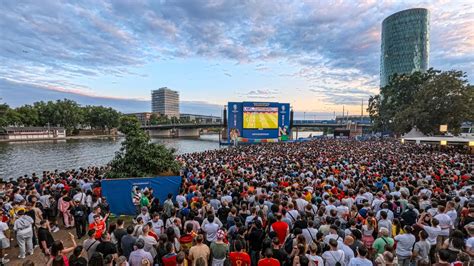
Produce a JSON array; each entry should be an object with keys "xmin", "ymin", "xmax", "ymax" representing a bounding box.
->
[
  {"xmin": 229, "ymin": 240, "xmax": 251, "ymax": 266},
  {"xmin": 161, "ymin": 242, "xmax": 177, "ymax": 266},
  {"xmin": 89, "ymin": 214, "xmax": 106, "ymax": 239},
  {"xmin": 258, "ymin": 248, "xmax": 280, "ymax": 266},
  {"xmin": 271, "ymin": 213, "xmax": 289, "ymax": 245}
]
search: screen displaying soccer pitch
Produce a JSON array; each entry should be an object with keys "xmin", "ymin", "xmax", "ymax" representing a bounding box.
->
[{"xmin": 243, "ymin": 106, "xmax": 278, "ymax": 129}]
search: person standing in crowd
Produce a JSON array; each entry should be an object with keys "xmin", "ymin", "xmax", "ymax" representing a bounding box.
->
[
  {"xmin": 189, "ymin": 234, "xmax": 211, "ymax": 266},
  {"xmin": 121, "ymin": 225, "xmax": 137, "ymax": 260},
  {"xmin": 257, "ymin": 248, "xmax": 280, "ymax": 266},
  {"xmin": 412, "ymin": 230, "xmax": 431, "ymax": 266},
  {"xmin": 0, "ymin": 139, "xmax": 473, "ymax": 265},
  {"xmin": 96, "ymin": 232, "xmax": 118, "ymax": 258},
  {"xmin": 394, "ymin": 226, "xmax": 416, "ymax": 266},
  {"xmin": 210, "ymin": 229, "xmax": 229, "ymax": 266},
  {"xmin": 229, "ymin": 240, "xmax": 250, "ymax": 266},
  {"xmin": 348, "ymin": 246, "xmax": 372, "ymax": 266},
  {"xmin": 322, "ymin": 238, "xmax": 345, "ymax": 266},
  {"xmin": 71, "ymin": 199, "xmax": 88, "ymax": 239},
  {"xmin": 372, "ymin": 227, "xmax": 394, "ymax": 258},
  {"xmin": 128, "ymin": 239, "xmax": 153, "ymax": 266},
  {"xmin": 83, "ymin": 229, "xmax": 100, "ymax": 261},
  {"xmin": 14, "ymin": 209, "xmax": 34, "ymax": 259},
  {"xmin": 271, "ymin": 213, "xmax": 289, "ymax": 245},
  {"xmin": 89, "ymin": 213, "xmax": 108, "ymax": 240},
  {"xmin": 38, "ymin": 219, "xmax": 55, "ymax": 257},
  {"xmin": 0, "ymin": 214, "xmax": 9, "ymax": 264}
]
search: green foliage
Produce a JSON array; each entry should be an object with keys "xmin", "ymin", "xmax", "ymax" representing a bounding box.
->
[
  {"xmin": 107, "ymin": 116, "xmax": 180, "ymax": 178},
  {"xmin": 0, "ymin": 99, "xmax": 122, "ymax": 134},
  {"xmin": 83, "ymin": 105, "xmax": 121, "ymax": 131},
  {"xmin": 368, "ymin": 69, "xmax": 474, "ymax": 135}
]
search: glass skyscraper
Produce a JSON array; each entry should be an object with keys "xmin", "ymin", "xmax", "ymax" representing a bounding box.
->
[{"xmin": 380, "ymin": 8, "xmax": 429, "ymax": 87}]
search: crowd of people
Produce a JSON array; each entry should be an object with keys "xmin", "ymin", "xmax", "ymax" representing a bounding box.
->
[{"xmin": 0, "ymin": 139, "xmax": 473, "ymax": 266}]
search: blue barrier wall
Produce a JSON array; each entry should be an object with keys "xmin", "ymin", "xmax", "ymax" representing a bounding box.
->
[{"xmin": 101, "ymin": 176, "xmax": 182, "ymax": 215}]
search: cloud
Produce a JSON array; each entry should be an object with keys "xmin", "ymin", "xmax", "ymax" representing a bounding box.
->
[
  {"xmin": 0, "ymin": 78, "xmax": 223, "ymax": 116},
  {"xmin": 0, "ymin": 0, "xmax": 472, "ymax": 108}
]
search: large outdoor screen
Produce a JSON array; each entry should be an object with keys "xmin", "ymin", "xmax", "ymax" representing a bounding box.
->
[{"xmin": 243, "ymin": 106, "xmax": 278, "ymax": 129}]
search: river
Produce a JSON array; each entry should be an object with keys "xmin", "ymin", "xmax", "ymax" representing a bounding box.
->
[{"xmin": 0, "ymin": 131, "xmax": 321, "ymax": 179}]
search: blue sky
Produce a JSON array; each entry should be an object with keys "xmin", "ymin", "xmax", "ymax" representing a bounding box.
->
[{"xmin": 1, "ymin": 0, "xmax": 473, "ymax": 118}]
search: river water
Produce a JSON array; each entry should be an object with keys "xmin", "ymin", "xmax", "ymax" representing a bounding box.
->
[{"xmin": 0, "ymin": 132, "xmax": 320, "ymax": 179}]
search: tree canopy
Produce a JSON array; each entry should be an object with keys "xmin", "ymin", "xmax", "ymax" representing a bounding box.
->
[
  {"xmin": 368, "ymin": 69, "xmax": 474, "ymax": 135},
  {"xmin": 0, "ymin": 99, "xmax": 122, "ymax": 134},
  {"xmin": 106, "ymin": 115, "xmax": 180, "ymax": 178}
]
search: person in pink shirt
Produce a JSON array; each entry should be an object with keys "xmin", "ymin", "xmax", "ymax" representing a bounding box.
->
[{"xmin": 58, "ymin": 191, "xmax": 74, "ymax": 228}]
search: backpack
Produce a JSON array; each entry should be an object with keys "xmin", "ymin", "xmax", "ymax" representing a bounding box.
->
[
  {"xmin": 73, "ymin": 207, "xmax": 85, "ymax": 218},
  {"xmin": 284, "ymin": 235, "xmax": 295, "ymax": 254}
]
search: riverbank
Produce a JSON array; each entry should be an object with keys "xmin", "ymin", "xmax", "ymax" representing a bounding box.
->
[{"xmin": 0, "ymin": 134, "xmax": 120, "ymax": 143}]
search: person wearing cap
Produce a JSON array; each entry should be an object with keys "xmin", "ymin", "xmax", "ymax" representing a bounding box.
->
[
  {"xmin": 322, "ymin": 238, "xmax": 345, "ymax": 266},
  {"xmin": 372, "ymin": 227, "xmax": 394, "ymax": 258},
  {"xmin": 128, "ymin": 238, "xmax": 153, "ymax": 266},
  {"xmin": 70, "ymin": 198, "xmax": 88, "ymax": 239},
  {"xmin": 210, "ymin": 229, "xmax": 229, "ymax": 265},
  {"xmin": 13, "ymin": 209, "xmax": 34, "ymax": 259}
]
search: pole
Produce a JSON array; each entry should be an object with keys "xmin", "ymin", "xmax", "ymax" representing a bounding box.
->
[{"xmin": 361, "ymin": 99, "xmax": 364, "ymax": 122}]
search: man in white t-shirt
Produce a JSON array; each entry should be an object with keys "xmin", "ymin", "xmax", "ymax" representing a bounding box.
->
[
  {"xmin": 434, "ymin": 206, "xmax": 453, "ymax": 248},
  {"xmin": 175, "ymin": 191, "xmax": 187, "ymax": 209},
  {"xmin": 150, "ymin": 213, "xmax": 164, "ymax": 235},
  {"xmin": 322, "ymin": 238, "xmax": 345, "ymax": 266},
  {"xmin": 394, "ymin": 226, "xmax": 416, "ymax": 266},
  {"xmin": 417, "ymin": 213, "xmax": 442, "ymax": 263}
]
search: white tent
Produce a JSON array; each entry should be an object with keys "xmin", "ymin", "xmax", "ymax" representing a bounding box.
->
[{"xmin": 403, "ymin": 127, "xmax": 426, "ymax": 138}]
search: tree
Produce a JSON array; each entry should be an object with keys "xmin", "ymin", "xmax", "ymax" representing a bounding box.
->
[
  {"xmin": 16, "ymin": 105, "xmax": 39, "ymax": 126},
  {"xmin": 83, "ymin": 105, "xmax": 121, "ymax": 131},
  {"xmin": 368, "ymin": 69, "xmax": 473, "ymax": 135},
  {"xmin": 107, "ymin": 116, "xmax": 180, "ymax": 178},
  {"xmin": 0, "ymin": 103, "xmax": 10, "ymax": 127}
]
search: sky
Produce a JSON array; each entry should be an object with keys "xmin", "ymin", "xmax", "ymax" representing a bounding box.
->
[{"xmin": 1, "ymin": 0, "xmax": 473, "ymax": 119}]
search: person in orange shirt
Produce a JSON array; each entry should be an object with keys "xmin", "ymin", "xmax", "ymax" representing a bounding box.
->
[
  {"xmin": 89, "ymin": 214, "xmax": 107, "ymax": 239},
  {"xmin": 258, "ymin": 248, "xmax": 280, "ymax": 266},
  {"xmin": 229, "ymin": 240, "xmax": 251, "ymax": 266}
]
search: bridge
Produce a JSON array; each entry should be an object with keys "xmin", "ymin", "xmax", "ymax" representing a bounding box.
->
[{"xmin": 141, "ymin": 120, "xmax": 372, "ymax": 137}]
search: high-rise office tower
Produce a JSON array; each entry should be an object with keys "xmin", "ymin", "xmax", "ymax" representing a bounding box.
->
[
  {"xmin": 151, "ymin": 87, "xmax": 179, "ymax": 118},
  {"xmin": 380, "ymin": 8, "xmax": 429, "ymax": 87}
]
